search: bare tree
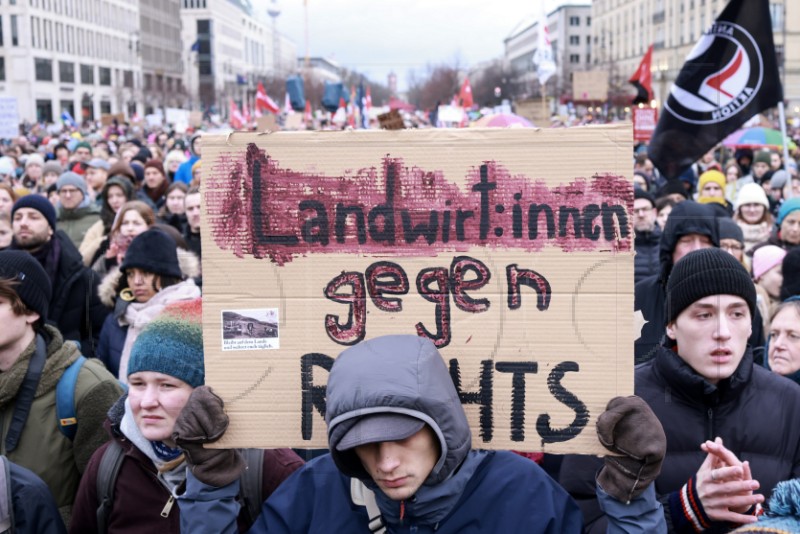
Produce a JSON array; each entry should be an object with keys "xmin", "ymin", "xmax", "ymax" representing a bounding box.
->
[{"xmin": 406, "ymin": 63, "xmax": 460, "ymax": 110}]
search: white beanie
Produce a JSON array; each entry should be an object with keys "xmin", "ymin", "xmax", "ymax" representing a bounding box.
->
[{"xmin": 734, "ymin": 182, "xmax": 770, "ymax": 211}]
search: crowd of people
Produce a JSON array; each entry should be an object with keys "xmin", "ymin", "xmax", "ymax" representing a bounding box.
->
[{"xmin": 0, "ymin": 122, "xmax": 799, "ymax": 533}]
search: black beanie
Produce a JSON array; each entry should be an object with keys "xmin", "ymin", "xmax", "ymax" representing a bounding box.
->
[
  {"xmin": 666, "ymin": 248, "xmax": 756, "ymax": 325},
  {"xmin": 12, "ymin": 194, "xmax": 57, "ymax": 230},
  {"xmin": 120, "ymin": 229, "xmax": 182, "ymax": 279},
  {"xmin": 780, "ymin": 248, "xmax": 800, "ymax": 301},
  {"xmin": 0, "ymin": 250, "xmax": 52, "ymax": 319},
  {"xmin": 634, "ymin": 186, "xmax": 655, "ymax": 207},
  {"xmin": 717, "ymin": 217, "xmax": 744, "ymax": 244}
]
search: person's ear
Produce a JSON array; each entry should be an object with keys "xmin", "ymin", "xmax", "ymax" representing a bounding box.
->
[
  {"xmin": 666, "ymin": 323, "xmax": 676, "ymax": 340},
  {"xmin": 25, "ymin": 311, "xmax": 40, "ymax": 326}
]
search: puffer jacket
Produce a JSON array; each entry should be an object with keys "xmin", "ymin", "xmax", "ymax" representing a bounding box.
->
[
  {"xmin": 561, "ymin": 346, "xmax": 800, "ymax": 533},
  {"xmin": 57, "ymin": 204, "xmax": 101, "ymax": 249},
  {"xmin": 68, "ymin": 397, "xmax": 303, "ymax": 534},
  {"xmin": 0, "ymin": 326, "xmax": 123, "ymax": 516},
  {"xmin": 634, "ymin": 226, "xmax": 661, "ymax": 284}
]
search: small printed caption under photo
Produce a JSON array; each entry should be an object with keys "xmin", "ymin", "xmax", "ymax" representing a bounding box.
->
[{"xmin": 221, "ymin": 308, "xmax": 279, "ymax": 351}]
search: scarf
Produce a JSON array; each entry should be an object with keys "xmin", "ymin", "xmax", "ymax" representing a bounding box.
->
[
  {"xmin": 120, "ymin": 398, "xmax": 187, "ymax": 492},
  {"xmin": 117, "ymin": 280, "xmax": 201, "ymax": 382},
  {"xmin": 26, "ymin": 237, "xmax": 60, "ymax": 286}
]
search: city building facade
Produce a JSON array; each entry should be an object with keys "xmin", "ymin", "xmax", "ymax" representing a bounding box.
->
[
  {"xmin": 503, "ymin": 4, "xmax": 593, "ymax": 100},
  {"xmin": 180, "ymin": 0, "xmax": 296, "ymax": 113},
  {"xmin": 590, "ymin": 0, "xmax": 800, "ymax": 108},
  {"xmin": 140, "ymin": 0, "xmax": 185, "ymax": 114},
  {"xmin": 1, "ymin": 0, "xmax": 142, "ymax": 123}
]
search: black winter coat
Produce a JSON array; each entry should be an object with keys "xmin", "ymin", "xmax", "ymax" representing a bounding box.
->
[
  {"xmin": 48, "ymin": 231, "xmax": 109, "ymax": 357},
  {"xmin": 561, "ymin": 346, "xmax": 800, "ymax": 533},
  {"xmin": 634, "ymin": 227, "xmax": 661, "ymax": 285}
]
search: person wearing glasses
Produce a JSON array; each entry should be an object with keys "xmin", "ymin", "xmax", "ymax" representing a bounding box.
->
[{"xmin": 55, "ymin": 172, "xmax": 101, "ymax": 248}]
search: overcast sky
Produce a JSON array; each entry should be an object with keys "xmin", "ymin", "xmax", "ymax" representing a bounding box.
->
[{"xmin": 264, "ymin": 0, "xmax": 578, "ymax": 91}]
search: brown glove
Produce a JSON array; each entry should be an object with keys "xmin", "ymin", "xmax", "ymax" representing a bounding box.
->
[
  {"xmin": 172, "ymin": 386, "xmax": 245, "ymax": 487},
  {"xmin": 596, "ymin": 395, "xmax": 666, "ymax": 503}
]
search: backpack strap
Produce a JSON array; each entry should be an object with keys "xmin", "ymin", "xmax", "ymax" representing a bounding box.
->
[
  {"xmin": 0, "ymin": 456, "xmax": 13, "ymax": 534},
  {"xmin": 5, "ymin": 334, "xmax": 47, "ymax": 453},
  {"xmin": 55, "ymin": 355, "xmax": 87, "ymax": 441},
  {"xmin": 350, "ymin": 478, "xmax": 386, "ymax": 534},
  {"xmin": 237, "ymin": 448, "xmax": 264, "ymax": 529},
  {"xmin": 95, "ymin": 441, "xmax": 125, "ymax": 534}
]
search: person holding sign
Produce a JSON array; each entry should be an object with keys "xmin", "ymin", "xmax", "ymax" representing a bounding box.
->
[{"xmin": 175, "ymin": 335, "xmax": 667, "ymax": 533}]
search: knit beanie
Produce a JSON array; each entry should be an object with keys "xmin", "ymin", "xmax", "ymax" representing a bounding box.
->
[
  {"xmin": 108, "ymin": 161, "xmax": 137, "ymax": 183},
  {"xmin": 143, "ymin": 159, "xmax": 166, "ymax": 177},
  {"xmin": 127, "ymin": 298, "xmax": 204, "ymax": 387},
  {"xmin": 74, "ymin": 141, "xmax": 92, "ymax": 152},
  {"xmin": 752, "ymin": 245, "xmax": 786, "ymax": 281},
  {"xmin": 718, "ymin": 217, "xmax": 744, "ymax": 244},
  {"xmin": 11, "ymin": 194, "xmax": 57, "ymax": 230},
  {"xmin": 56, "ymin": 171, "xmax": 88, "ymax": 198},
  {"xmin": 24, "ymin": 154, "xmax": 44, "ymax": 169},
  {"xmin": 0, "ymin": 250, "xmax": 52, "ymax": 319},
  {"xmin": 120, "ymin": 228, "xmax": 182, "ymax": 279},
  {"xmin": 130, "ymin": 161, "xmax": 145, "ymax": 183},
  {"xmin": 733, "ymin": 479, "xmax": 800, "ymax": 534},
  {"xmin": 781, "ymin": 248, "xmax": 800, "ymax": 300},
  {"xmin": 734, "ymin": 182, "xmax": 770, "ymax": 211},
  {"xmin": 634, "ymin": 186, "xmax": 655, "ymax": 207},
  {"xmin": 777, "ymin": 197, "xmax": 800, "ymax": 226},
  {"xmin": 42, "ymin": 161, "xmax": 63, "ymax": 176},
  {"xmin": 666, "ymin": 248, "xmax": 756, "ymax": 324},
  {"xmin": 753, "ymin": 150, "xmax": 772, "ymax": 166},
  {"xmin": 697, "ymin": 170, "xmax": 726, "ymax": 195},
  {"xmin": 770, "ymin": 169, "xmax": 790, "ymax": 190}
]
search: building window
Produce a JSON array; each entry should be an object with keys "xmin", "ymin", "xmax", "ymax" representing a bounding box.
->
[
  {"xmin": 0, "ymin": 57, "xmax": 5, "ymax": 81},
  {"xmin": 98, "ymin": 66, "xmax": 111, "ymax": 86},
  {"xmin": 100, "ymin": 101, "xmax": 111, "ymax": 114},
  {"xmin": 80, "ymin": 64, "xmax": 93, "ymax": 84},
  {"xmin": 59, "ymin": 61, "xmax": 75, "ymax": 83},
  {"xmin": 11, "ymin": 15, "xmax": 19, "ymax": 46},
  {"xmin": 569, "ymin": 54, "xmax": 580, "ymax": 63},
  {"xmin": 35, "ymin": 58, "xmax": 53, "ymax": 81},
  {"xmin": 60, "ymin": 100, "xmax": 74, "ymax": 119},
  {"xmin": 0, "ymin": 16, "xmax": 4, "ymax": 46},
  {"xmin": 569, "ymin": 16, "xmax": 580, "ymax": 26},
  {"xmin": 569, "ymin": 35, "xmax": 579, "ymax": 45},
  {"xmin": 123, "ymin": 70, "xmax": 133, "ymax": 88},
  {"xmin": 144, "ymin": 73, "xmax": 152, "ymax": 90},
  {"xmin": 36, "ymin": 99, "xmax": 53, "ymax": 123},
  {"xmin": 586, "ymin": 16, "xmax": 592, "ymax": 26}
]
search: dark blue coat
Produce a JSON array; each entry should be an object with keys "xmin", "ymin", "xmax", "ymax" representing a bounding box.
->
[{"xmin": 96, "ymin": 312, "xmax": 127, "ymax": 378}]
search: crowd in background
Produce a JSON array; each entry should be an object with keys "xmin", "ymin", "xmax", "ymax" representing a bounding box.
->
[{"xmin": 0, "ymin": 119, "xmax": 799, "ymax": 533}]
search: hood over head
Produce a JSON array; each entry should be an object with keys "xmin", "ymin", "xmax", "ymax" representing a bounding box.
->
[
  {"xmin": 326, "ymin": 335, "xmax": 471, "ymax": 486},
  {"xmin": 658, "ymin": 200, "xmax": 719, "ymax": 283}
]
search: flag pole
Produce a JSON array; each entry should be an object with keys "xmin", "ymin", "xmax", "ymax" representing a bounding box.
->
[
  {"xmin": 778, "ymin": 101, "xmax": 793, "ymax": 198},
  {"xmin": 541, "ymin": 84, "xmax": 546, "ymax": 124}
]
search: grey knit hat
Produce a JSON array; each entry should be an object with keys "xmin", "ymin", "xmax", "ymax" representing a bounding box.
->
[{"xmin": 666, "ymin": 248, "xmax": 756, "ymax": 324}]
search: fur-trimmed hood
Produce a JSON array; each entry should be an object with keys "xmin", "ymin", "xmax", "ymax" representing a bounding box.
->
[{"xmin": 98, "ymin": 247, "xmax": 201, "ymax": 308}]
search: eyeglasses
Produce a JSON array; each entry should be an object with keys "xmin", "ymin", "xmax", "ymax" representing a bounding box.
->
[
  {"xmin": 632, "ymin": 207, "xmax": 653, "ymax": 214},
  {"xmin": 59, "ymin": 187, "xmax": 81, "ymax": 196}
]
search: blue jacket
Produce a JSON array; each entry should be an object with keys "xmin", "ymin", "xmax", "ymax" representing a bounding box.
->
[
  {"xmin": 179, "ymin": 453, "xmax": 665, "ymax": 534},
  {"xmin": 3, "ymin": 457, "xmax": 67, "ymax": 534},
  {"xmin": 96, "ymin": 312, "xmax": 127, "ymax": 378},
  {"xmin": 174, "ymin": 156, "xmax": 199, "ymax": 185}
]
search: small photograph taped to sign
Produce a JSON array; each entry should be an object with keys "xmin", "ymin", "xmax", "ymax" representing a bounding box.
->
[{"xmin": 221, "ymin": 308, "xmax": 279, "ymax": 351}]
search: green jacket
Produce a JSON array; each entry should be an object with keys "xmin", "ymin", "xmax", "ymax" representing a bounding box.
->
[
  {"xmin": 57, "ymin": 203, "xmax": 101, "ymax": 249},
  {"xmin": 0, "ymin": 325, "xmax": 123, "ymax": 514}
]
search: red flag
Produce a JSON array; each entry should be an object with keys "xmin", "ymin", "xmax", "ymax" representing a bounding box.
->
[
  {"xmin": 304, "ymin": 100, "xmax": 312, "ymax": 123},
  {"xmin": 242, "ymin": 99, "xmax": 251, "ymax": 124},
  {"xmin": 365, "ymin": 87, "xmax": 372, "ymax": 111},
  {"xmin": 628, "ymin": 44, "xmax": 654, "ymax": 105},
  {"xmin": 459, "ymin": 77, "xmax": 474, "ymax": 108},
  {"xmin": 256, "ymin": 82, "xmax": 280, "ymax": 114},
  {"xmin": 229, "ymin": 99, "xmax": 243, "ymax": 129}
]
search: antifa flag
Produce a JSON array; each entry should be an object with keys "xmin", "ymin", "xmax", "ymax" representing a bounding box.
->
[
  {"xmin": 648, "ymin": 0, "xmax": 782, "ymax": 180},
  {"xmin": 629, "ymin": 44, "xmax": 654, "ymax": 105}
]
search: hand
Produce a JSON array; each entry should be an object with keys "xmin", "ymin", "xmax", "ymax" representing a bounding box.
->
[
  {"xmin": 105, "ymin": 241, "xmax": 119, "ymax": 260},
  {"xmin": 172, "ymin": 386, "xmax": 245, "ymax": 487},
  {"xmin": 695, "ymin": 437, "xmax": 763, "ymax": 524},
  {"xmin": 596, "ymin": 396, "xmax": 667, "ymax": 502}
]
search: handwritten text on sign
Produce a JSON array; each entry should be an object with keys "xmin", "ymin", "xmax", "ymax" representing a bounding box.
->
[{"xmin": 202, "ymin": 128, "xmax": 634, "ymax": 451}]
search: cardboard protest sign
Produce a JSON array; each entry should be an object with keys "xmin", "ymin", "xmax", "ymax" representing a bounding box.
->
[
  {"xmin": 572, "ymin": 71, "xmax": 610, "ymax": 102},
  {"xmin": 100, "ymin": 113, "xmax": 125, "ymax": 127},
  {"xmin": 202, "ymin": 125, "xmax": 634, "ymax": 453},
  {"xmin": 378, "ymin": 109, "xmax": 404, "ymax": 130}
]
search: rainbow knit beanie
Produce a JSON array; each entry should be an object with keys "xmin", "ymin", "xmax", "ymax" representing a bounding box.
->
[{"xmin": 128, "ymin": 298, "xmax": 204, "ymax": 387}]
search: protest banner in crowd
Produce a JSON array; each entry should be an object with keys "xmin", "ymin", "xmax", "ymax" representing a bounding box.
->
[{"xmin": 201, "ymin": 124, "xmax": 634, "ymax": 453}]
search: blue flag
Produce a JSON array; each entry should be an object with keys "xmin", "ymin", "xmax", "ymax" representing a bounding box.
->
[
  {"xmin": 61, "ymin": 111, "xmax": 77, "ymax": 128},
  {"xmin": 190, "ymin": 40, "xmax": 200, "ymax": 53}
]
